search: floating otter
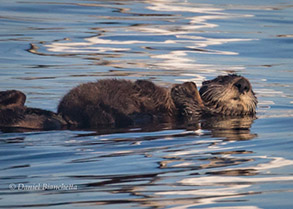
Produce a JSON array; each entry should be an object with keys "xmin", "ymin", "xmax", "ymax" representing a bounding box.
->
[
  {"xmin": 199, "ymin": 74, "xmax": 257, "ymax": 116},
  {"xmin": 0, "ymin": 90, "xmax": 66, "ymax": 131},
  {"xmin": 58, "ymin": 74, "xmax": 257, "ymax": 129},
  {"xmin": 0, "ymin": 74, "xmax": 257, "ymax": 131}
]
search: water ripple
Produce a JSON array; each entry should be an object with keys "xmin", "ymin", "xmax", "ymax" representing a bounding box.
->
[{"xmin": 0, "ymin": 0, "xmax": 293, "ymax": 209}]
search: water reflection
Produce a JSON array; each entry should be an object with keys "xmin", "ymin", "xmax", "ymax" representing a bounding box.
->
[
  {"xmin": 0, "ymin": 115, "xmax": 262, "ymax": 208},
  {"xmin": 0, "ymin": 110, "xmax": 290, "ymax": 205},
  {"xmin": 1, "ymin": 0, "xmax": 293, "ymax": 208},
  {"xmin": 58, "ymin": 116, "xmax": 260, "ymax": 208},
  {"xmin": 26, "ymin": 1, "xmax": 254, "ymax": 83},
  {"xmin": 201, "ymin": 116, "xmax": 257, "ymax": 141}
]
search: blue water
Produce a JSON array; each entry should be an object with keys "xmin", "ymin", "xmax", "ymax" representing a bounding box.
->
[{"xmin": 0, "ymin": 0, "xmax": 292, "ymax": 208}]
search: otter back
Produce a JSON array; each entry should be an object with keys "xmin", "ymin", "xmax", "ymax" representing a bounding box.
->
[{"xmin": 57, "ymin": 79, "xmax": 176, "ymax": 128}]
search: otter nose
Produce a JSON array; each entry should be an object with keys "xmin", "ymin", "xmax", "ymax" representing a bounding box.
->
[{"xmin": 234, "ymin": 78, "xmax": 250, "ymax": 93}]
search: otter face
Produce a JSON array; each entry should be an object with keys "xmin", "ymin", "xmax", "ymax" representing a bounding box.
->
[{"xmin": 199, "ymin": 74, "xmax": 257, "ymax": 116}]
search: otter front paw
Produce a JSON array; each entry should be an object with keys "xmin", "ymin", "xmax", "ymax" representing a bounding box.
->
[{"xmin": 171, "ymin": 82, "xmax": 204, "ymax": 119}]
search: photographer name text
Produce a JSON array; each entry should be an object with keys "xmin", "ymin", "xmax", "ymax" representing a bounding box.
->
[{"xmin": 9, "ymin": 183, "xmax": 77, "ymax": 191}]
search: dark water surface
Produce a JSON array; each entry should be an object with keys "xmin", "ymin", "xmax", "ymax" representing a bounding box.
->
[{"xmin": 0, "ymin": 0, "xmax": 293, "ymax": 208}]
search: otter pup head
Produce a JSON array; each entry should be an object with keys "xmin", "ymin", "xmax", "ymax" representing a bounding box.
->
[{"xmin": 199, "ymin": 74, "xmax": 257, "ymax": 116}]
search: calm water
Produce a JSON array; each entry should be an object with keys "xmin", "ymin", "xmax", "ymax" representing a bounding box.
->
[{"xmin": 0, "ymin": 0, "xmax": 293, "ymax": 208}]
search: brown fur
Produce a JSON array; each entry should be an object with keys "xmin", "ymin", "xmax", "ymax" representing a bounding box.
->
[
  {"xmin": 0, "ymin": 90, "xmax": 66, "ymax": 130},
  {"xmin": 0, "ymin": 90, "xmax": 26, "ymax": 109},
  {"xmin": 58, "ymin": 74, "xmax": 257, "ymax": 129},
  {"xmin": 199, "ymin": 74, "xmax": 257, "ymax": 116},
  {"xmin": 58, "ymin": 79, "xmax": 177, "ymax": 128},
  {"xmin": 1, "ymin": 74, "xmax": 257, "ymax": 131}
]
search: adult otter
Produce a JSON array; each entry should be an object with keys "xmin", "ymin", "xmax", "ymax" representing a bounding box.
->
[
  {"xmin": 0, "ymin": 90, "xmax": 65, "ymax": 130},
  {"xmin": 58, "ymin": 74, "xmax": 257, "ymax": 129},
  {"xmin": 199, "ymin": 74, "xmax": 257, "ymax": 116},
  {"xmin": 0, "ymin": 74, "xmax": 257, "ymax": 131}
]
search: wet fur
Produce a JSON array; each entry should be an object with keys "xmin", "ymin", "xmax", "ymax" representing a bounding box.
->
[
  {"xmin": 1, "ymin": 74, "xmax": 257, "ymax": 130},
  {"xmin": 58, "ymin": 79, "xmax": 176, "ymax": 128},
  {"xmin": 0, "ymin": 90, "xmax": 66, "ymax": 130},
  {"xmin": 199, "ymin": 75, "xmax": 257, "ymax": 116},
  {"xmin": 58, "ymin": 74, "xmax": 257, "ymax": 128}
]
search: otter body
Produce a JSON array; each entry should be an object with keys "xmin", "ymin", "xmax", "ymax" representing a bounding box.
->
[
  {"xmin": 58, "ymin": 74, "xmax": 257, "ymax": 129},
  {"xmin": 1, "ymin": 74, "xmax": 257, "ymax": 131},
  {"xmin": 57, "ymin": 79, "xmax": 193, "ymax": 128}
]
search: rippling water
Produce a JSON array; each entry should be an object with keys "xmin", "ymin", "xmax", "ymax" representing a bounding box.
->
[{"xmin": 0, "ymin": 0, "xmax": 293, "ymax": 208}]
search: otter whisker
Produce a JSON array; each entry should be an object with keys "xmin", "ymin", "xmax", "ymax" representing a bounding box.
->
[{"xmin": 200, "ymin": 74, "xmax": 257, "ymax": 117}]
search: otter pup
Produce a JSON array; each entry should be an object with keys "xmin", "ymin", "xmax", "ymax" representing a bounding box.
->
[
  {"xmin": 0, "ymin": 90, "xmax": 65, "ymax": 130},
  {"xmin": 58, "ymin": 74, "xmax": 257, "ymax": 129}
]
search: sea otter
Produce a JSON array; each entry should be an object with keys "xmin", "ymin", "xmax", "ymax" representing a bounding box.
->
[
  {"xmin": 0, "ymin": 90, "xmax": 66, "ymax": 130},
  {"xmin": 199, "ymin": 74, "xmax": 257, "ymax": 116},
  {"xmin": 57, "ymin": 74, "xmax": 257, "ymax": 129},
  {"xmin": 0, "ymin": 74, "xmax": 257, "ymax": 131}
]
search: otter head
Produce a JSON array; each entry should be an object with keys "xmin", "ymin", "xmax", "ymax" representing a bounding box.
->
[{"xmin": 199, "ymin": 74, "xmax": 257, "ymax": 116}]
